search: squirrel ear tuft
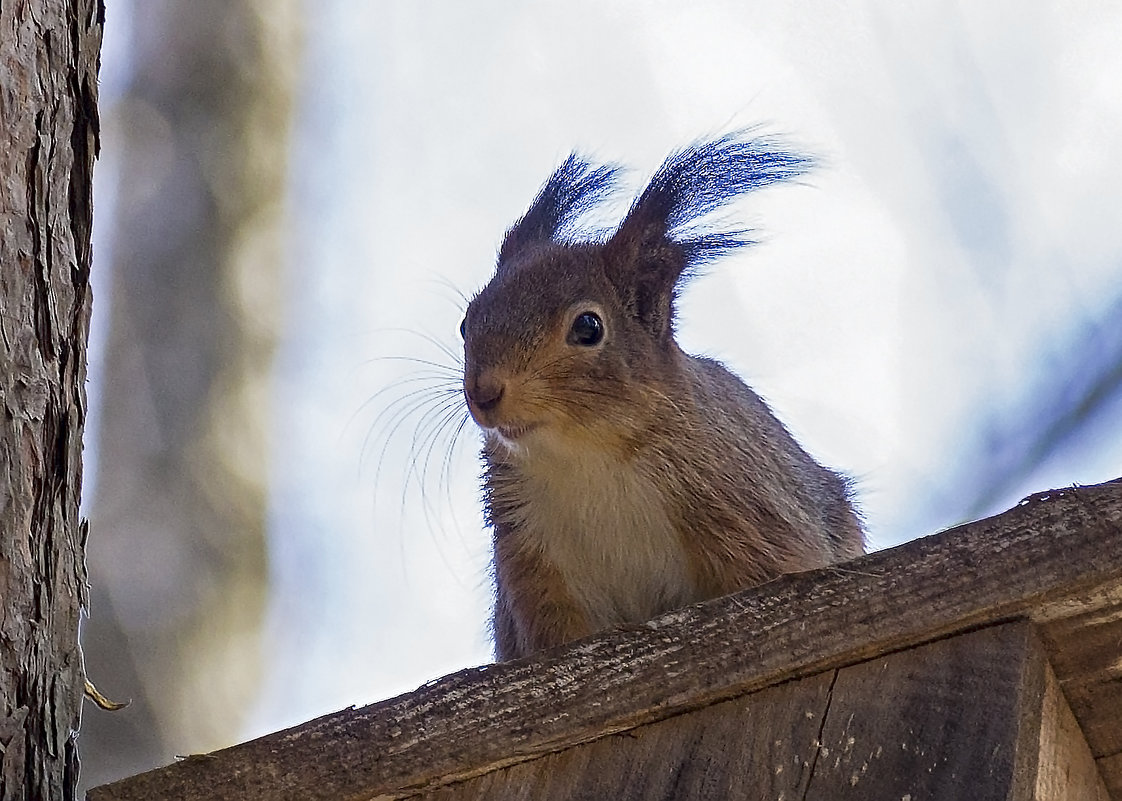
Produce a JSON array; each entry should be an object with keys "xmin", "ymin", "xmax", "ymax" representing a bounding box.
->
[
  {"xmin": 498, "ymin": 155, "xmax": 619, "ymax": 267},
  {"xmin": 604, "ymin": 131, "xmax": 813, "ymax": 332}
]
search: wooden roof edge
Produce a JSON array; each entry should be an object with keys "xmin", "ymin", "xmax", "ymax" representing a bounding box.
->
[{"xmin": 88, "ymin": 478, "xmax": 1122, "ymax": 801}]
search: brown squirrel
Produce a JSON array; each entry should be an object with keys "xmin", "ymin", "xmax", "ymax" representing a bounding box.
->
[{"xmin": 460, "ymin": 133, "xmax": 864, "ymax": 661}]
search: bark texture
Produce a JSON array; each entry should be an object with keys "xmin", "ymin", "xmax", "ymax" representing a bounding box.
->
[{"xmin": 0, "ymin": 1, "xmax": 103, "ymax": 800}]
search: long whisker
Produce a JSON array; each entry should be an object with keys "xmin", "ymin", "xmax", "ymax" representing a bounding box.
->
[
  {"xmin": 421, "ymin": 274, "xmax": 472, "ymax": 317},
  {"xmin": 400, "ymin": 398, "xmax": 477, "ymax": 584},
  {"xmin": 359, "ymin": 376, "xmax": 459, "ymax": 469},
  {"xmin": 358, "ymin": 318, "xmax": 482, "ymax": 591},
  {"xmin": 362, "ymin": 353, "xmax": 462, "ymax": 374},
  {"xmin": 366, "ymin": 384, "xmax": 462, "ymax": 520}
]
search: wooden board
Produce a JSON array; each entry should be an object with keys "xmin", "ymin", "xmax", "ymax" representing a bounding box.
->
[
  {"xmin": 1035, "ymin": 655, "xmax": 1111, "ymax": 801},
  {"xmin": 1038, "ymin": 602, "xmax": 1122, "ymax": 760},
  {"xmin": 421, "ymin": 622, "xmax": 1094, "ymax": 801},
  {"xmin": 805, "ymin": 622, "xmax": 1044, "ymax": 800},
  {"xmin": 1101, "ymin": 754, "xmax": 1122, "ymax": 796},
  {"xmin": 420, "ymin": 671, "xmax": 832, "ymax": 801},
  {"xmin": 88, "ymin": 479, "xmax": 1122, "ymax": 801}
]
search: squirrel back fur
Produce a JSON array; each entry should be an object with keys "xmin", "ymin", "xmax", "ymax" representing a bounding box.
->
[{"xmin": 460, "ymin": 133, "xmax": 864, "ymax": 660}]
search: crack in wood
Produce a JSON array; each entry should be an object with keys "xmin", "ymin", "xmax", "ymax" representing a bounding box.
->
[{"xmin": 800, "ymin": 669, "xmax": 839, "ymax": 801}]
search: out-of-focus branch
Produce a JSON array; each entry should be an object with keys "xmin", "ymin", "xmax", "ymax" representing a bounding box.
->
[{"xmin": 81, "ymin": 0, "xmax": 300, "ymax": 789}]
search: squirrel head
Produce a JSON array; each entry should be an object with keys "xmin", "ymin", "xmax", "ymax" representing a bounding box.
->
[{"xmin": 461, "ymin": 133, "xmax": 812, "ymax": 456}]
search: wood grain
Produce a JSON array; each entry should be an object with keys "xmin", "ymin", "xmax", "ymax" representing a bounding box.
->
[
  {"xmin": 1035, "ymin": 655, "xmax": 1110, "ymax": 801},
  {"xmin": 422, "ymin": 622, "xmax": 1070, "ymax": 801},
  {"xmin": 1039, "ymin": 607, "xmax": 1122, "ymax": 758},
  {"xmin": 420, "ymin": 671, "xmax": 832, "ymax": 800},
  {"xmin": 88, "ymin": 478, "xmax": 1122, "ymax": 801},
  {"xmin": 1101, "ymin": 754, "xmax": 1122, "ymax": 796},
  {"xmin": 805, "ymin": 622, "xmax": 1045, "ymax": 801}
]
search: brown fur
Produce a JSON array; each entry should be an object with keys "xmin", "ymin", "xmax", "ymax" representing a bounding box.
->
[{"xmin": 461, "ymin": 135, "xmax": 864, "ymax": 660}]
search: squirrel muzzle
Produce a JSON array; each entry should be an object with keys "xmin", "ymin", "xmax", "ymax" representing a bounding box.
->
[{"xmin": 464, "ymin": 371, "xmax": 504, "ymax": 416}]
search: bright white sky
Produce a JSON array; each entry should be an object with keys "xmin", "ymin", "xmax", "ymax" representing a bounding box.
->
[{"xmin": 110, "ymin": 1, "xmax": 1120, "ymax": 739}]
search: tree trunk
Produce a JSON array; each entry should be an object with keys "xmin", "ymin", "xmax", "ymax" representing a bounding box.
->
[{"xmin": 0, "ymin": 2, "xmax": 103, "ymax": 800}]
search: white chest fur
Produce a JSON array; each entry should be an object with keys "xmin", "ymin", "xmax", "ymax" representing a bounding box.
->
[{"xmin": 501, "ymin": 432, "xmax": 697, "ymax": 629}]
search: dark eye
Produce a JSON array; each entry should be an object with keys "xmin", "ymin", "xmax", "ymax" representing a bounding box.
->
[
  {"xmin": 568, "ymin": 311, "xmax": 603, "ymax": 346},
  {"xmin": 459, "ymin": 317, "xmax": 467, "ymax": 339}
]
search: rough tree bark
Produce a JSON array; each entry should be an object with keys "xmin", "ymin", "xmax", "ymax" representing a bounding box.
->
[{"xmin": 0, "ymin": 2, "xmax": 103, "ymax": 801}]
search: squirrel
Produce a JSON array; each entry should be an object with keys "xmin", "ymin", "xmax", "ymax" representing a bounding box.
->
[{"xmin": 459, "ymin": 132, "xmax": 864, "ymax": 661}]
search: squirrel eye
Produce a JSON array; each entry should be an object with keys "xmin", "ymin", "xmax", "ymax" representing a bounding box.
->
[
  {"xmin": 568, "ymin": 311, "xmax": 604, "ymax": 347},
  {"xmin": 459, "ymin": 317, "xmax": 467, "ymax": 339}
]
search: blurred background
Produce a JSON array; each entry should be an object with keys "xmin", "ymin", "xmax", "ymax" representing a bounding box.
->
[{"xmin": 79, "ymin": 0, "xmax": 1122, "ymax": 791}]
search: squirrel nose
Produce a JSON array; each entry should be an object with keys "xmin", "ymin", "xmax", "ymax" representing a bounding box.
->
[{"xmin": 465, "ymin": 373, "xmax": 505, "ymax": 412}]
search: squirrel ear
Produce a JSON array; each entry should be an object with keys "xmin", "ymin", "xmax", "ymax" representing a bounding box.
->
[
  {"xmin": 604, "ymin": 132, "xmax": 813, "ymax": 336},
  {"xmin": 498, "ymin": 155, "xmax": 619, "ymax": 268}
]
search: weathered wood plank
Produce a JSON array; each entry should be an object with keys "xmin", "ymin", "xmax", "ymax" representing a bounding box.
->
[
  {"xmin": 1100, "ymin": 753, "xmax": 1122, "ymax": 799},
  {"xmin": 1035, "ymin": 655, "xmax": 1110, "ymax": 801},
  {"xmin": 805, "ymin": 622, "xmax": 1044, "ymax": 801},
  {"xmin": 1039, "ymin": 607, "xmax": 1122, "ymax": 759},
  {"xmin": 88, "ymin": 479, "xmax": 1122, "ymax": 801},
  {"xmin": 423, "ymin": 623, "xmax": 1067, "ymax": 801},
  {"xmin": 1065, "ymin": 679, "xmax": 1122, "ymax": 761},
  {"xmin": 420, "ymin": 671, "xmax": 832, "ymax": 801}
]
